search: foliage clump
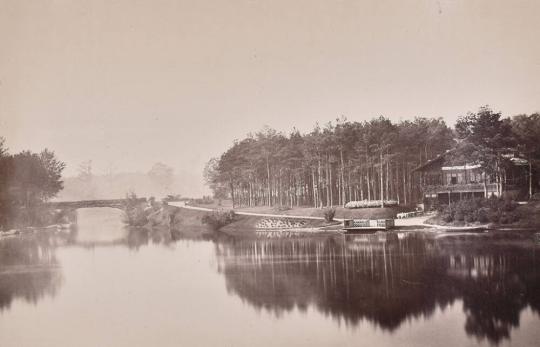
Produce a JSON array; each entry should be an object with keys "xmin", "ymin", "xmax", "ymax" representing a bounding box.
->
[
  {"xmin": 0, "ymin": 137, "xmax": 66, "ymax": 229},
  {"xmin": 163, "ymin": 194, "xmax": 182, "ymax": 202},
  {"xmin": 189, "ymin": 196, "xmax": 214, "ymax": 205},
  {"xmin": 123, "ymin": 194, "xmax": 183, "ymax": 228},
  {"xmin": 323, "ymin": 207, "xmax": 336, "ymax": 222},
  {"xmin": 273, "ymin": 205, "xmax": 291, "ymax": 212},
  {"xmin": 123, "ymin": 193, "xmax": 151, "ymax": 227},
  {"xmin": 436, "ymin": 197, "xmax": 519, "ymax": 225},
  {"xmin": 201, "ymin": 210, "xmax": 236, "ymax": 230}
]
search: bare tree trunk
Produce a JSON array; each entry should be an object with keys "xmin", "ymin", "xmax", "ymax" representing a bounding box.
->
[
  {"xmin": 318, "ymin": 158, "xmax": 323, "ymax": 208},
  {"xmin": 529, "ymin": 159, "xmax": 533, "ymax": 199},
  {"xmin": 347, "ymin": 162, "xmax": 352, "ymax": 204},
  {"xmin": 403, "ymin": 162, "xmax": 407, "ymax": 205},
  {"xmin": 483, "ymin": 171, "xmax": 488, "ymax": 198},
  {"xmin": 249, "ymin": 181, "xmax": 252, "ymax": 206},
  {"xmin": 266, "ymin": 156, "xmax": 271, "ymax": 206},
  {"xmin": 366, "ymin": 163, "xmax": 371, "ymax": 201},
  {"xmin": 337, "ymin": 172, "xmax": 342, "ymax": 207},
  {"xmin": 359, "ymin": 170, "xmax": 364, "ymax": 200},
  {"xmin": 329, "ymin": 161, "xmax": 334, "ymax": 206},
  {"xmin": 380, "ymin": 150, "xmax": 384, "ymax": 207},
  {"xmin": 385, "ymin": 155, "xmax": 389, "ymax": 201},
  {"xmin": 312, "ymin": 168, "xmax": 317, "ymax": 207},
  {"xmin": 340, "ymin": 148, "xmax": 346, "ymax": 206},
  {"xmin": 394, "ymin": 165, "xmax": 400, "ymax": 205},
  {"xmin": 278, "ymin": 170, "xmax": 282, "ymax": 206},
  {"xmin": 230, "ymin": 180, "xmax": 235, "ymax": 208}
]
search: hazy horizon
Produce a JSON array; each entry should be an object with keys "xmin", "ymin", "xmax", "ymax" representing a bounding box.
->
[{"xmin": 1, "ymin": 0, "xmax": 539, "ymax": 196}]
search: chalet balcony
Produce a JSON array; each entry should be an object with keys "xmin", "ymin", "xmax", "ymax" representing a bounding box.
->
[{"xmin": 422, "ymin": 183, "xmax": 498, "ymax": 195}]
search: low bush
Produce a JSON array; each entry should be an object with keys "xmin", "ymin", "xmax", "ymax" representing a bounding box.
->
[
  {"xmin": 442, "ymin": 213, "xmax": 453, "ymax": 223},
  {"xmin": 477, "ymin": 208, "xmax": 489, "ymax": 223},
  {"xmin": 500, "ymin": 211, "xmax": 519, "ymax": 224},
  {"xmin": 531, "ymin": 193, "xmax": 540, "ymax": 201},
  {"xmin": 345, "ymin": 200, "xmax": 398, "ymax": 209},
  {"xmin": 163, "ymin": 194, "xmax": 182, "ymax": 202},
  {"xmin": 123, "ymin": 193, "xmax": 150, "ymax": 226},
  {"xmin": 189, "ymin": 196, "xmax": 214, "ymax": 205},
  {"xmin": 323, "ymin": 208, "xmax": 336, "ymax": 222},
  {"xmin": 201, "ymin": 210, "xmax": 236, "ymax": 230},
  {"xmin": 454, "ymin": 211, "xmax": 465, "ymax": 222},
  {"xmin": 436, "ymin": 197, "xmax": 520, "ymax": 225},
  {"xmin": 487, "ymin": 211, "xmax": 500, "ymax": 223},
  {"xmin": 124, "ymin": 204, "xmax": 150, "ymax": 227},
  {"xmin": 273, "ymin": 205, "xmax": 292, "ymax": 212}
]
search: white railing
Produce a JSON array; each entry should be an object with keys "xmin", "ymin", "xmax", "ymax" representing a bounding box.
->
[{"xmin": 423, "ymin": 183, "xmax": 497, "ymax": 194}]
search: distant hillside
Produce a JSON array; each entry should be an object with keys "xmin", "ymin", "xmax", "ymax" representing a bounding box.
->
[{"xmin": 54, "ymin": 171, "xmax": 207, "ymax": 201}]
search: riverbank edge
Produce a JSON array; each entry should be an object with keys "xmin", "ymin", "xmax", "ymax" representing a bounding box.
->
[{"xmin": 169, "ymin": 203, "xmax": 528, "ymax": 234}]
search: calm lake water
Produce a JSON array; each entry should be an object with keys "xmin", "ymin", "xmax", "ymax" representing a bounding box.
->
[{"xmin": 1, "ymin": 207, "xmax": 539, "ymax": 347}]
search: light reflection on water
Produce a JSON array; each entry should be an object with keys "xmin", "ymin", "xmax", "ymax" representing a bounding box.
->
[{"xmin": 0, "ymin": 207, "xmax": 539, "ymax": 347}]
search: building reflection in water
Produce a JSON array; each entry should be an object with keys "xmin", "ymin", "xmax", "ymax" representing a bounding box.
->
[{"xmin": 214, "ymin": 232, "xmax": 540, "ymax": 345}]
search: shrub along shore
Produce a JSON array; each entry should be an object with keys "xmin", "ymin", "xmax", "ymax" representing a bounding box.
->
[{"xmin": 425, "ymin": 197, "xmax": 540, "ymax": 229}]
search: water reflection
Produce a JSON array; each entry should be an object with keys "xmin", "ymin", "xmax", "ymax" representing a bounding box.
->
[
  {"xmin": 1, "ymin": 206, "xmax": 539, "ymax": 346},
  {"xmin": 68, "ymin": 207, "xmax": 200, "ymax": 249},
  {"xmin": 0, "ymin": 234, "xmax": 62, "ymax": 311},
  {"xmin": 215, "ymin": 233, "xmax": 540, "ymax": 344},
  {"xmin": 0, "ymin": 208, "xmax": 185, "ymax": 313}
]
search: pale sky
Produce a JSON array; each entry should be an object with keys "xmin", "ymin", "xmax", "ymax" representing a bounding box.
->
[{"xmin": 1, "ymin": 0, "xmax": 539, "ymax": 191}]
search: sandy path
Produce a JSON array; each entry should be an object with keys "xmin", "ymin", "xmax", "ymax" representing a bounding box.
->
[{"xmin": 169, "ymin": 201, "xmax": 329, "ymax": 220}]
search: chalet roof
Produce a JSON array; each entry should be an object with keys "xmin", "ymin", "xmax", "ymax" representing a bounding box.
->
[
  {"xmin": 412, "ymin": 149, "xmax": 457, "ymax": 173},
  {"xmin": 412, "ymin": 147, "xmax": 529, "ymax": 173}
]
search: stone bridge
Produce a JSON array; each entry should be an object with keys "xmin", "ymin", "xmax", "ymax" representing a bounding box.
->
[{"xmin": 46, "ymin": 198, "xmax": 147, "ymax": 210}]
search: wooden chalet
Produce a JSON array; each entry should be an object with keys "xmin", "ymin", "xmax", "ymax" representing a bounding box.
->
[{"xmin": 413, "ymin": 149, "xmax": 528, "ymax": 206}]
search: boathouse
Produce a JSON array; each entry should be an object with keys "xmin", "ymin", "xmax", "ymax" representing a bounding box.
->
[{"xmin": 413, "ymin": 149, "xmax": 528, "ymax": 206}]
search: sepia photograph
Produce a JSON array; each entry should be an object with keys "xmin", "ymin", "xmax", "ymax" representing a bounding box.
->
[{"xmin": 1, "ymin": 1, "xmax": 539, "ymax": 346}]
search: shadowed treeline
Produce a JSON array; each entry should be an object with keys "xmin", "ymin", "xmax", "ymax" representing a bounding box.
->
[{"xmin": 214, "ymin": 233, "xmax": 540, "ymax": 344}]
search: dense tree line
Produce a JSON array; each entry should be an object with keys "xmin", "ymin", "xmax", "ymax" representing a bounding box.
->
[
  {"xmin": 453, "ymin": 107, "xmax": 540, "ymax": 198},
  {"xmin": 205, "ymin": 116, "xmax": 455, "ymax": 208},
  {"xmin": 0, "ymin": 137, "xmax": 65, "ymax": 228},
  {"xmin": 206, "ymin": 108, "xmax": 540, "ymax": 208}
]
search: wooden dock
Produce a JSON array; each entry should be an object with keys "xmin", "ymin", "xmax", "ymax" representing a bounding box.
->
[{"xmin": 342, "ymin": 219, "xmax": 395, "ymax": 232}]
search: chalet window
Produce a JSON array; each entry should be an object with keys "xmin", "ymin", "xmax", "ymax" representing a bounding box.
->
[{"xmin": 446, "ymin": 172, "xmax": 458, "ymax": 185}]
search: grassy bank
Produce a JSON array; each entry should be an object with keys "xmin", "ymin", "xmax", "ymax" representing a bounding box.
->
[
  {"xmin": 171, "ymin": 206, "xmax": 334, "ymax": 235},
  {"xmin": 175, "ymin": 203, "xmax": 412, "ymax": 235},
  {"xmin": 233, "ymin": 205, "xmax": 407, "ymax": 220},
  {"xmin": 187, "ymin": 199, "xmax": 409, "ymax": 219}
]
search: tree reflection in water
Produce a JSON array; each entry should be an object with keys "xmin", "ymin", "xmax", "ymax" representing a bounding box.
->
[
  {"xmin": 214, "ymin": 232, "xmax": 540, "ymax": 345},
  {"xmin": 1, "ymin": 224, "xmax": 538, "ymax": 345},
  {"xmin": 0, "ymin": 234, "xmax": 62, "ymax": 311}
]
